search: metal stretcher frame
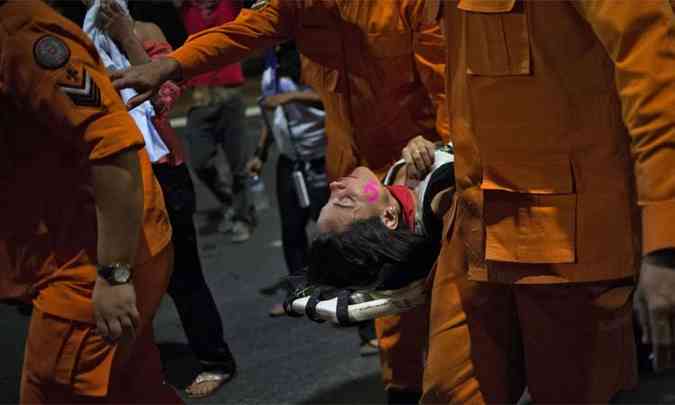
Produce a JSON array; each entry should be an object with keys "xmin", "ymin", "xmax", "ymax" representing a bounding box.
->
[{"xmin": 289, "ymin": 279, "xmax": 428, "ymax": 325}]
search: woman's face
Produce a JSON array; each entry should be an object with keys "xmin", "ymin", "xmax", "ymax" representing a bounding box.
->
[{"xmin": 317, "ymin": 167, "xmax": 391, "ymax": 233}]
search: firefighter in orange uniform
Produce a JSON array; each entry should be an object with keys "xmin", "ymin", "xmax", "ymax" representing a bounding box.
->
[
  {"xmin": 407, "ymin": 0, "xmax": 675, "ymax": 403},
  {"xmin": 0, "ymin": 0, "xmax": 181, "ymax": 403},
  {"xmin": 110, "ymin": 0, "xmax": 447, "ymax": 402}
]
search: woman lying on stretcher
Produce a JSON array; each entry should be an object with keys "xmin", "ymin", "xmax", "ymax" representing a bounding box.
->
[{"xmin": 285, "ymin": 138, "xmax": 456, "ymax": 324}]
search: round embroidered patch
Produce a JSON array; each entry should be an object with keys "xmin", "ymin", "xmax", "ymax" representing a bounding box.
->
[{"xmin": 33, "ymin": 35, "xmax": 71, "ymax": 70}]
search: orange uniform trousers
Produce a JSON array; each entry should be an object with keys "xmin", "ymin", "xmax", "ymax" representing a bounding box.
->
[
  {"xmin": 421, "ymin": 202, "xmax": 638, "ymax": 404},
  {"xmin": 375, "ymin": 307, "xmax": 428, "ymax": 394},
  {"xmin": 20, "ymin": 245, "xmax": 181, "ymax": 404}
]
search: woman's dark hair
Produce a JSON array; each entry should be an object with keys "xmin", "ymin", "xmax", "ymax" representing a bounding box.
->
[{"xmin": 308, "ymin": 216, "xmax": 439, "ymax": 291}]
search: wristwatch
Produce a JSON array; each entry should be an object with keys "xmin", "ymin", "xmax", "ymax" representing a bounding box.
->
[{"xmin": 96, "ymin": 263, "xmax": 133, "ymax": 285}]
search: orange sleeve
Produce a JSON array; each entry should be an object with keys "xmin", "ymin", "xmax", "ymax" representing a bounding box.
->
[
  {"xmin": 412, "ymin": 22, "xmax": 449, "ymax": 143},
  {"xmin": 169, "ymin": 0, "xmax": 297, "ymax": 80},
  {"xmin": 572, "ymin": 1, "xmax": 675, "ymax": 255},
  {"xmin": 1, "ymin": 18, "xmax": 144, "ymax": 161}
]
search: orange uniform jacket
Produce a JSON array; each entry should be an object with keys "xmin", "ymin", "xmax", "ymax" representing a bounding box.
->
[
  {"xmin": 0, "ymin": 0, "xmax": 172, "ymax": 323},
  {"xmin": 170, "ymin": 0, "xmax": 448, "ymax": 180},
  {"xmin": 430, "ymin": 0, "xmax": 675, "ymax": 284}
]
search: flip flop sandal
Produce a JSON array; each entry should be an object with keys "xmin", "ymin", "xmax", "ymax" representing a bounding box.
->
[{"xmin": 185, "ymin": 370, "xmax": 234, "ymax": 399}]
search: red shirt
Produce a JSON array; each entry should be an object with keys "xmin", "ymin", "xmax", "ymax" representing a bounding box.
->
[{"xmin": 181, "ymin": 0, "xmax": 244, "ymax": 87}]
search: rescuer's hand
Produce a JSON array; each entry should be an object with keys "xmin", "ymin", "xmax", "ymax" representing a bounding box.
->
[
  {"xmin": 110, "ymin": 58, "xmax": 181, "ymax": 110},
  {"xmin": 635, "ymin": 250, "xmax": 675, "ymax": 371},
  {"xmin": 93, "ymin": 277, "xmax": 140, "ymax": 343},
  {"xmin": 246, "ymin": 157, "xmax": 264, "ymax": 176},
  {"xmin": 402, "ymin": 135, "xmax": 435, "ymax": 180}
]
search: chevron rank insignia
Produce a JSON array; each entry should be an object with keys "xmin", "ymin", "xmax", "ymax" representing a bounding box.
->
[{"xmin": 58, "ymin": 67, "xmax": 101, "ymax": 108}]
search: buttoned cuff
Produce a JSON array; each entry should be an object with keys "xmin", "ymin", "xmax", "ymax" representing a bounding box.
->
[{"xmin": 642, "ymin": 200, "xmax": 675, "ymax": 255}]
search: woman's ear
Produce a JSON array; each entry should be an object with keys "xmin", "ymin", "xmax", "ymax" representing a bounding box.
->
[{"xmin": 381, "ymin": 205, "xmax": 399, "ymax": 230}]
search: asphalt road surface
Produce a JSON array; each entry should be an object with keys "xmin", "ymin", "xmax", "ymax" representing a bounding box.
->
[{"xmin": 1, "ymin": 117, "xmax": 674, "ymax": 404}]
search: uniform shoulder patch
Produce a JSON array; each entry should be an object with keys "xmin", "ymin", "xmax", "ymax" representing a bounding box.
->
[
  {"xmin": 58, "ymin": 66, "xmax": 101, "ymax": 108},
  {"xmin": 251, "ymin": 0, "xmax": 270, "ymax": 11},
  {"xmin": 33, "ymin": 35, "xmax": 71, "ymax": 70}
]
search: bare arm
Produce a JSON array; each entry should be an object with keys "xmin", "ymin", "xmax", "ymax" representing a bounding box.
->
[
  {"xmin": 117, "ymin": 34, "xmax": 152, "ymax": 66},
  {"xmin": 99, "ymin": 0, "xmax": 151, "ymax": 65},
  {"xmin": 247, "ymin": 125, "xmax": 272, "ymax": 175},
  {"xmin": 257, "ymin": 123, "xmax": 273, "ymax": 161},
  {"xmin": 260, "ymin": 90, "xmax": 324, "ymax": 109},
  {"xmin": 285, "ymin": 90, "xmax": 323, "ymax": 108},
  {"xmin": 91, "ymin": 148, "xmax": 143, "ymax": 266}
]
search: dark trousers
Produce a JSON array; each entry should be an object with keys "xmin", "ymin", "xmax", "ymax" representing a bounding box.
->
[
  {"xmin": 153, "ymin": 163, "xmax": 235, "ymax": 372},
  {"xmin": 185, "ymin": 93, "xmax": 253, "ymax": 224},
  {"xmin": 275, "ymin": 155, "xmax": 329, "ymax": 276}
]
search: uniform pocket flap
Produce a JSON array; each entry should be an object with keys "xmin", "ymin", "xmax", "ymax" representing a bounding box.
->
[
  {"xmin": 484, "ymin": 191, "xmax": 576, "ymax": 264},
  {"xmin": 457, "ymin": 0, "xmax": 516, "ymax": 13},
  {"xmin": 480, "ymin": 157, "xmax": 574, "ymax": 194}
]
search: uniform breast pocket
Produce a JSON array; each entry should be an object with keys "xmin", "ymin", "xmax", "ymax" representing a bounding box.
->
[
  {"xmin": 364, "ymin": 31, "xmax": 415, "ymax": 94},
  {"xmin": 459, "ymin": 0, "xmax": 531, "ymax": 76}
]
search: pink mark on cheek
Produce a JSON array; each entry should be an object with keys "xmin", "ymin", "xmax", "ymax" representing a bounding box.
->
[{"xmin": 364, "ymin": 181, "xmax": 380, "ymax": 204}]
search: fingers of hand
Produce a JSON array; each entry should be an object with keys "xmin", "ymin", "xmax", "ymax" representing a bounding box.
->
[
  {"xmin": 648, "ymin": 303, "xmax": 675, "ymax": 371},
  {"xmin": 110, "ymin": 1, "xmax": 124, "ymax": 14},
  {"xmin": 402, "ymin": 148, "xmax": 412, "ymax": 164},
  {"xmin": 127, "ymin": 90, "xmax": 153, "ymax": 110},
  {"xmin": 109, "ymin": 69, "xmax": 123, "ymax": 81},
  {"xmin": 119, "ymin": 315, "xmax": 137, "ymax": 341},
  {"xmin": 410, "ymin": 149, "xmax": 427, "ymax": 174},
  {"xmin": 402, "ymin": 149, "xmax": 418, "ymax": 177},
  {"xmin": 106, "ymin": 318, "xmax": 123, "ymax": 342},
  {"xmin": 635, "ymin": 295, "xmax": 652, "ymax": 344},
  {"xmin": 424, "ymin": 142, "xmax": 436, "ymax": 163},
  {"xmin": 130, "ymin": 305, "xmax": 141, "ymax": 331},
  {"xmin": 111, "ymin": 70, "xmax": 133, "ymax": 89},
  {"xmin": 95, "ymin": 314, "xmax": 110, "ymax": 339},
  {"xmin": 419, "ymin": 146, "xmax": 434, "ymax": 169}
]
